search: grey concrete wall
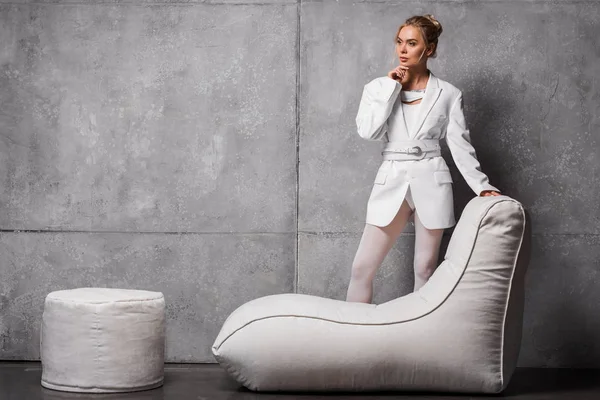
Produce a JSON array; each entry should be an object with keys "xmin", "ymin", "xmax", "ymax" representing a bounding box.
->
[{"xmin": 1, "ymin": 0, "xmax": 598, "ymax": 367}]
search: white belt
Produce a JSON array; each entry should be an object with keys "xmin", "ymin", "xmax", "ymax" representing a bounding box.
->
[{"xmin": 382, "ymin": 140, "xmax": 441, "ymax": 161}]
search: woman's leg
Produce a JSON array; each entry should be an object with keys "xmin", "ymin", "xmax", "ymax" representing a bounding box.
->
[
  {"xmin": 346, "ymin": 199, "xmax": 414, "ymax": 303},
  {"xmin": 413, "ymin": 211, "xmax": 445, "ymax": 292}
]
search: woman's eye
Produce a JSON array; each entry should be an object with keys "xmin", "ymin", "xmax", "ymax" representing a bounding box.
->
[{"xmin": 409, "ymin": 42, "xmax": 416, "ymax": 46}]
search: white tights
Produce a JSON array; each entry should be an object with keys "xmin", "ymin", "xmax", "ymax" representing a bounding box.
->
[{"xmin": 346, "ymin": 192, "xmax": 445, "ymax": 304}]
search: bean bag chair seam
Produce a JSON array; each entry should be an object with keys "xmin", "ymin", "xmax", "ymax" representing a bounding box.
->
[{"xmin": 215, "ymin": 199, "xmax": 515, "ymax": 352}]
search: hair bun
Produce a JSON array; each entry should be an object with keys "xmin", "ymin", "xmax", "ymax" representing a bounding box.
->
[{"xmin": 424, "ymin": 14, "xmax": 443, "ymax": 36}]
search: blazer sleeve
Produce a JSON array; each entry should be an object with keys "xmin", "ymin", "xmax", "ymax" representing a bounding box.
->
[
  {"xmin": 355, "ymin": 76, "xmax": 402, "ymax": 141},
  {"xmin": 446, "ymin": 91, "xmax": 501, "ymax": 195}
]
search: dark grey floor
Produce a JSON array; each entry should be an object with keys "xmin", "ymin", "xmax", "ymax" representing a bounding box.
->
[{"xmin": 1, "ymin": 362, "xmax": 600, "ymax": 400}]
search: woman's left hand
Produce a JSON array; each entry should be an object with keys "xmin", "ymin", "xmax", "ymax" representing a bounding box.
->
[{"xmin": 480, "ymin": 190, "xmax": 501, "ymax": 197}]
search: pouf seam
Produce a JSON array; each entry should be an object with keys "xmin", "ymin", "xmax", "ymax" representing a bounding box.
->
[
  {"xmin": 41, "ymin": 377, "xmax": 164, "ymax": 392},
  {"xmin": 46, "ymin": 297, "xmax": 164, "ymax": 304}
]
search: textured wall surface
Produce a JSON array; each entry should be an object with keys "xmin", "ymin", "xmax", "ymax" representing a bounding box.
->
[{"xmin": 1, "ymin": 0, "xmax": 599, "ymax": 367}]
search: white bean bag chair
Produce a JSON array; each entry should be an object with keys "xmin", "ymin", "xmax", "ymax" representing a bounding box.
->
[
  {"xmin": 212, "ymin": 196, "xmax": 531, "ymax": 393},
  {"xmin": 41, "ymin": 288, "xmax": 165, "ymax": 393}
]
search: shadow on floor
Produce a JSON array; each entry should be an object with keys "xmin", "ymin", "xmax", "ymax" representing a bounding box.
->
[{"xmin": 1, "ymin": 362, "xmax": 599, "ymax": 400}]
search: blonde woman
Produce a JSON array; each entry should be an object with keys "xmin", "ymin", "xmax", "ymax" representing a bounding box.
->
[{"xmin": 346, "ymin": 14, "xmax": 502, "ymax": 303}]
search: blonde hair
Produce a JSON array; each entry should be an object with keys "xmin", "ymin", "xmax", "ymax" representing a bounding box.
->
[{"xmin": 396, "ymin": 14, "xmax": 443, "ymax": 58}]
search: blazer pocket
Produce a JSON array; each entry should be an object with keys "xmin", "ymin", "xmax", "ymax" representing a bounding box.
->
[
  {"xmin": 434, "ymin": 170, "xmax": 453, "ymax": 184},
  {"xmin": 374, "ymin": 168, "xmax": 388, "ymax": 185}
]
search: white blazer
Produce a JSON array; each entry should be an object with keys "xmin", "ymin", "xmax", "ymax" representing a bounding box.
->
[{"xmin": 356, "ymin": 70, "xmax": 500, "ymax": 229}]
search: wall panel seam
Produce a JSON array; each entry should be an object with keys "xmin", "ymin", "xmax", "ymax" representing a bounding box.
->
[{"xmin": 294, "ymin": 0, "xmax": 301, "ymax": 294}]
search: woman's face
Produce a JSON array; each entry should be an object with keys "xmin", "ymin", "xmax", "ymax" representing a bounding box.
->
[{"xmin": 396, "ymin": 26, "xmax": 430, "ymax": 67}]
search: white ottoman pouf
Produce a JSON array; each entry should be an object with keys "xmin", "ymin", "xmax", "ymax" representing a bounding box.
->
[{"xmin": 40, "ymin": 288, "xmax": 165, "ymax": 393}]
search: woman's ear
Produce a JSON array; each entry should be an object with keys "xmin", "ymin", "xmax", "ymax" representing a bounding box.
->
[{"xmin": 427, "ymin": 44, "xmax": 435, "ymax": 57}]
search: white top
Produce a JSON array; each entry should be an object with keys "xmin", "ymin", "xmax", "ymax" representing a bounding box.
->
[{"xmin": 401, "ymin": 102, "xmax": 421, "ymax": 134}]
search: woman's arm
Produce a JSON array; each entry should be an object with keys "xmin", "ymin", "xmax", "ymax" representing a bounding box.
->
[
  {"xmin": 355, "ymin": 77, "xmax": 402, "ymax": 140},
  {"xmin": 446, "ymin": 91, "xmax": 501, "ymax": 196}
]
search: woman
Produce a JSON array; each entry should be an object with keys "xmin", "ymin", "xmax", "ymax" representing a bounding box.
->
[{"xmin": 346, "ymin": 14, "xmax": 501, "ymax": 303}]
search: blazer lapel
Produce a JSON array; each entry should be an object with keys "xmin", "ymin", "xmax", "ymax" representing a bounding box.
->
[{"xmin": 410, "ymin": 71, "xmax": 442, "ymax": 138}]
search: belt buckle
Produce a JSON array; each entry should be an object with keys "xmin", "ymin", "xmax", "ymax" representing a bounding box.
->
[{"xmin": 410, "ymin": 146, "xmax": 422, "ymax": 156}]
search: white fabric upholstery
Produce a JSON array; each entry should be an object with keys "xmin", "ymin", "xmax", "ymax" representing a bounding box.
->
[
  {"xmin": 41, "ymin": 288, "xmax": 165, "ymax": 393},
  {"xmin": 212, "ymin": 196, "xmax": 531, "ymax": 393}
]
